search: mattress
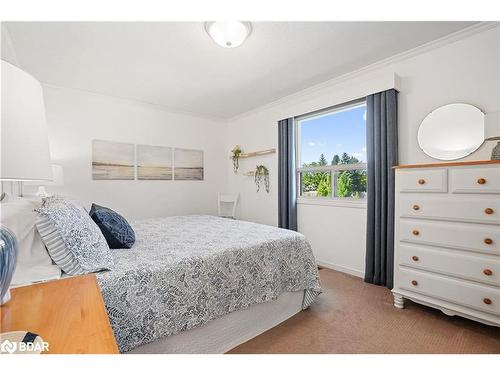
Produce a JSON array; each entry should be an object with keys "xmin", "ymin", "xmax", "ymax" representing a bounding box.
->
[{"xmin": 96, "ymin": 215, "xmax": 321, "ymax": 353}]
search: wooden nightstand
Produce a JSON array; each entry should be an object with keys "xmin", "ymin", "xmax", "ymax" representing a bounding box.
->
[{"xmin": 0, "ymin": 274, "xmax": 119, "ymax": 354}]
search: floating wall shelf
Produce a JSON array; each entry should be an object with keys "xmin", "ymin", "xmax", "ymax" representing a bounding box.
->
[{"xmin": 230, "ymin": 148, "xmax": 276, "ymax": 159}]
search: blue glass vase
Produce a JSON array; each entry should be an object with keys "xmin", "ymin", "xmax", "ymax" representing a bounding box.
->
[{"xmin": 0, "ymin": 225, "xmax": 17, "ymax": 305}]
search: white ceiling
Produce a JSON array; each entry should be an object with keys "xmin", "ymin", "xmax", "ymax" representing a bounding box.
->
[{"xmin": 4, "ymin": 22, "xmax": 477, "ymax": 119}]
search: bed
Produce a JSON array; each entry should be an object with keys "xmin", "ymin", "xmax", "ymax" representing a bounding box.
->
[{"xmin": 95, "ymin": 215, "xmax": 322, "ymax": 353}]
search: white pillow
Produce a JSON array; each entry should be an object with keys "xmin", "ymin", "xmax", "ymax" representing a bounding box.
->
[{"xmin": 0, "ymin": 194, "xmax": 61, "ymax": 285}]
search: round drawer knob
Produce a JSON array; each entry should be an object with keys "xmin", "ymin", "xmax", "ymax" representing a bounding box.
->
[
  {"xmin": 477, "ymin": 178, "xmax": 487, "ymax": 185},
  {"xmin": 485, "ymin": 208, "xmax": 494, "ymax": 215},
  {"xmin": 483, "ymin": 269, "xmax": 493, "ymax": 276},
  {"xmin": 412, "ymin": 256, "xmax": 419, "ymax": 262},
  {"xmin": 484, "ymin": 238, "xmax": 493, "ymax": 245},
  {"xmin": 412, "ymin": 204, "xmax": 420, "ymax": 211},
  {"xmin": 483, "ymin": 298, "xmax": 492, "ymax": 305},
  {"xmin": 412, "ymin": 230, "xmax": 420, "ymax": 236},
  {"xmin": 411, "ymin": 280, "xmax": 418, "ymax": 286},
  {"xmin": 418, "ymin": 179, "xmax": 426, "ymax": 185}
]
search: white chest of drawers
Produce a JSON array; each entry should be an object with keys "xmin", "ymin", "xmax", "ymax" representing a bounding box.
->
[{"xmin": 392, "ymin": 161, "xmax": 500, "ymax": 326}]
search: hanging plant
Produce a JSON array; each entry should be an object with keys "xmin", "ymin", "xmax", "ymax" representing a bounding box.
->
[
  {"xmin": 231, "ymin": 145, "xmax": 242, "ymax": 173},
  {"xmin": 254, "ymin": 165, "xmax": 270, "ymax": 193}
]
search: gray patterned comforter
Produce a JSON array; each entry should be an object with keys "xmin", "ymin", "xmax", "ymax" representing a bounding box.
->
[{"xmin": 96, "ymin": 215, "xmax": 321, "ymax": 353}]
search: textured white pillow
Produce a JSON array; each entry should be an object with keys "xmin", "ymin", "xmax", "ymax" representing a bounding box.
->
[
  {"xmin": 0, "ymin": 194, "xmax": 61, "ymax": 285},
  {"xmin": 35, "ymin": 196, "xmax": 113, "ymax": 275}
]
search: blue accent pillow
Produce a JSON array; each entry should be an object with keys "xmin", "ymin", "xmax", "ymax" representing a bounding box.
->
[{"xmin": 89, "ymin": 204, "xmax": 135, "ymax": 249}]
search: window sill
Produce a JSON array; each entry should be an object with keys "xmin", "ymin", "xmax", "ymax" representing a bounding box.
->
[{"xmin": 297, "ymin": 197, "xmax": 367, "ymax": 209}]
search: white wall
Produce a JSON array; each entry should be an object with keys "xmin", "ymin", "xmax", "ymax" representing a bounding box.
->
[
  {"xmin": 1, "ymin": 23, "xmax": 20, "ymax": 67},
  {"xmin": 25, "ymin": 85, "xmax": 228, "ymax": 220},
  {"xmin": 297, "ymin": 203, "xmax": 367, "ymax": 277},
  {"xmin": 226, "ymin": 25, "xmax": 500, "ymax": 277}
]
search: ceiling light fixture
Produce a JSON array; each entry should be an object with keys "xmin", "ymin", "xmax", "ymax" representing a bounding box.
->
[{"xmin": 204, "ymin": 21, "xmax": 252, "ymax": 48}]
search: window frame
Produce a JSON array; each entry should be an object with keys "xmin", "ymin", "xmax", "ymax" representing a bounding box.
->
[{"xmin": 295, "ymin": 98, "xmax": 368, "ymax": 208}]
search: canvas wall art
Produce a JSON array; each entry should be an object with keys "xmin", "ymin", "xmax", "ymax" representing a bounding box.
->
[
  {"xmin": 92, "ymin": 140, "xmax": 135, "ymax": 180},
  {"xmin": 174, "ymin": 148, "xmax": 204, "ymax": 180},
  {"xmin": 137, "ymin": 144, "xmax": 173, "ymax": 180}
]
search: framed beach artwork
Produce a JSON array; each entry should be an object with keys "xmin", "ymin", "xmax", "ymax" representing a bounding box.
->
[
  {"xmin": 137, "ymin": 144, "xmax": 173, "ymax": 180},
  {"xmin": 92, "ymin": 140, "xmax": 135, "ymax": 180},
  {"xmin": 174, "ymin": 148, "xmax": 204, "ymax": 181}
]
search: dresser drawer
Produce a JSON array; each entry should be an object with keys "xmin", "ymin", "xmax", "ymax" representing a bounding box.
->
[
  {"xmin": 450, "ymin": 167, "xmax": 500, "ymax": 194},
  {"xmin": 399, "ymin": 219, "xmax": 500, "ymax": 255},
  {"xmin": 398, "ymin": 168, "xmax": 447, "ymax": 193},
  {"xmin": 399, "ymin": 244, "xmax": 500, "ymax": 286},
  {"xmin": 398, "ymin": 269, "xmax": 500, "ymax": 315},
  {"xmin": 400, "ymin": 195, "xmax": 500, "ymax": 224}
]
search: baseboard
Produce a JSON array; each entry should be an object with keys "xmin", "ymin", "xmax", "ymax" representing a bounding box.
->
[{"xmin": 316, "ymin": 260, "xmax": 364, "ymax": 279}]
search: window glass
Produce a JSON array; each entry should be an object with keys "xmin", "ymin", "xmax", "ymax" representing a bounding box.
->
[{"xmin": 297, "ymin": 101, "xmax": 367, "ymax": 199}]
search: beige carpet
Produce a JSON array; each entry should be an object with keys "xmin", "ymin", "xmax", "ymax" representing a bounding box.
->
[{"xmin": 228, "ymin": 268, "xmax": 500, "ymax": 354}]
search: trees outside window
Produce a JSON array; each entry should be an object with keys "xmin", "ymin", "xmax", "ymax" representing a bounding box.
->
[{"xmin": 300, "ymin": 152, "xmax": 366, "ymax": 198}]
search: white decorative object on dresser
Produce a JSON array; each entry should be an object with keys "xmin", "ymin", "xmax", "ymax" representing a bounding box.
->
[{"xmin": 392, "ymin": 160, "xmax": 500, "ymax": 327}]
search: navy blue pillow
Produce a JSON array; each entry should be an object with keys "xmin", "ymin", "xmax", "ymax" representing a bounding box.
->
[{"xmin": 89, "ymin": 204, "xmax": 135, "ymax": 249}]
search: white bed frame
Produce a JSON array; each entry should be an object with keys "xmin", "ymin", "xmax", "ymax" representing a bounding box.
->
[{"xmin": 127, "ymin": 290, "xmax": 304, "ymax": 354}]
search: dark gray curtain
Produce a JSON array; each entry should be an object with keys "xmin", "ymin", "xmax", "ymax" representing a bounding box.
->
[
  {"xmin": 364, "ymin": 89, "xmax": 398, "ymax": 289},
  {"xmin": 278, "ymin": 118, "xmax": 297, "ymax": 231}
]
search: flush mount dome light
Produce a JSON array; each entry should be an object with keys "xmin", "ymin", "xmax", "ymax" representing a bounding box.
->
[{"xmin": 204, "ymin": 21, "xmax": 252, "ymax": 48}]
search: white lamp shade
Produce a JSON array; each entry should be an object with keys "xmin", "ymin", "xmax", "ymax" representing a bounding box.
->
[
  {"xmin": 25, "ymin": 164, "xmax": 63, "ymax": 186},
  {"xmin": 1, "ymin": 60, "xmax": 52, "ymax": 181}
]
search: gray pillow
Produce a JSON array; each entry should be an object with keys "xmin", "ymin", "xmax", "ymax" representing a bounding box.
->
[{"xmin": 35, "ymin": 196, "xmax": 113, "ymax": 275}]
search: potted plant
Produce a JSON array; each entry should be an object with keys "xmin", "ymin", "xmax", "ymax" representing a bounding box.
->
[
  {"xmin": 254, "ymin": 165, "xmax": 270, "ymax": 193},
  {"xmin": 231, "ymin": 145, "xmax": 242, "ymax": 173}
]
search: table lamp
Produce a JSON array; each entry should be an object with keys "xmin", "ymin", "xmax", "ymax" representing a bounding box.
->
[{"xmin": 1, "ymin": 60, "xmax": 53, "ymax": 304}]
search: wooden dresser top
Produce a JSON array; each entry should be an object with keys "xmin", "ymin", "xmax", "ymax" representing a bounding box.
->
[
  {"xmin": 0, "ymin": 274, "xmax": 119, "ymax": 354},
  {"xmin": 394, "ymin": 160, "xmax": 500, "ymax": 170}
]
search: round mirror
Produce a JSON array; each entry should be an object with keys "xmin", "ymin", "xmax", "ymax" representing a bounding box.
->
[{"xmin": 417, "ymin": 103, "xmax": 485, "ymax": 160}]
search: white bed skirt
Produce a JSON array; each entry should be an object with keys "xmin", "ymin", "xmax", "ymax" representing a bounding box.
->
[{"xmin": 127, "ymin": 290, "xmax": 305, "ymax": 354}]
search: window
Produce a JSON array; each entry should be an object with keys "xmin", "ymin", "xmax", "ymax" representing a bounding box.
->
[{"xmin": 296, "ymin": 100, "xmax": 367, "ymax": 201}]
